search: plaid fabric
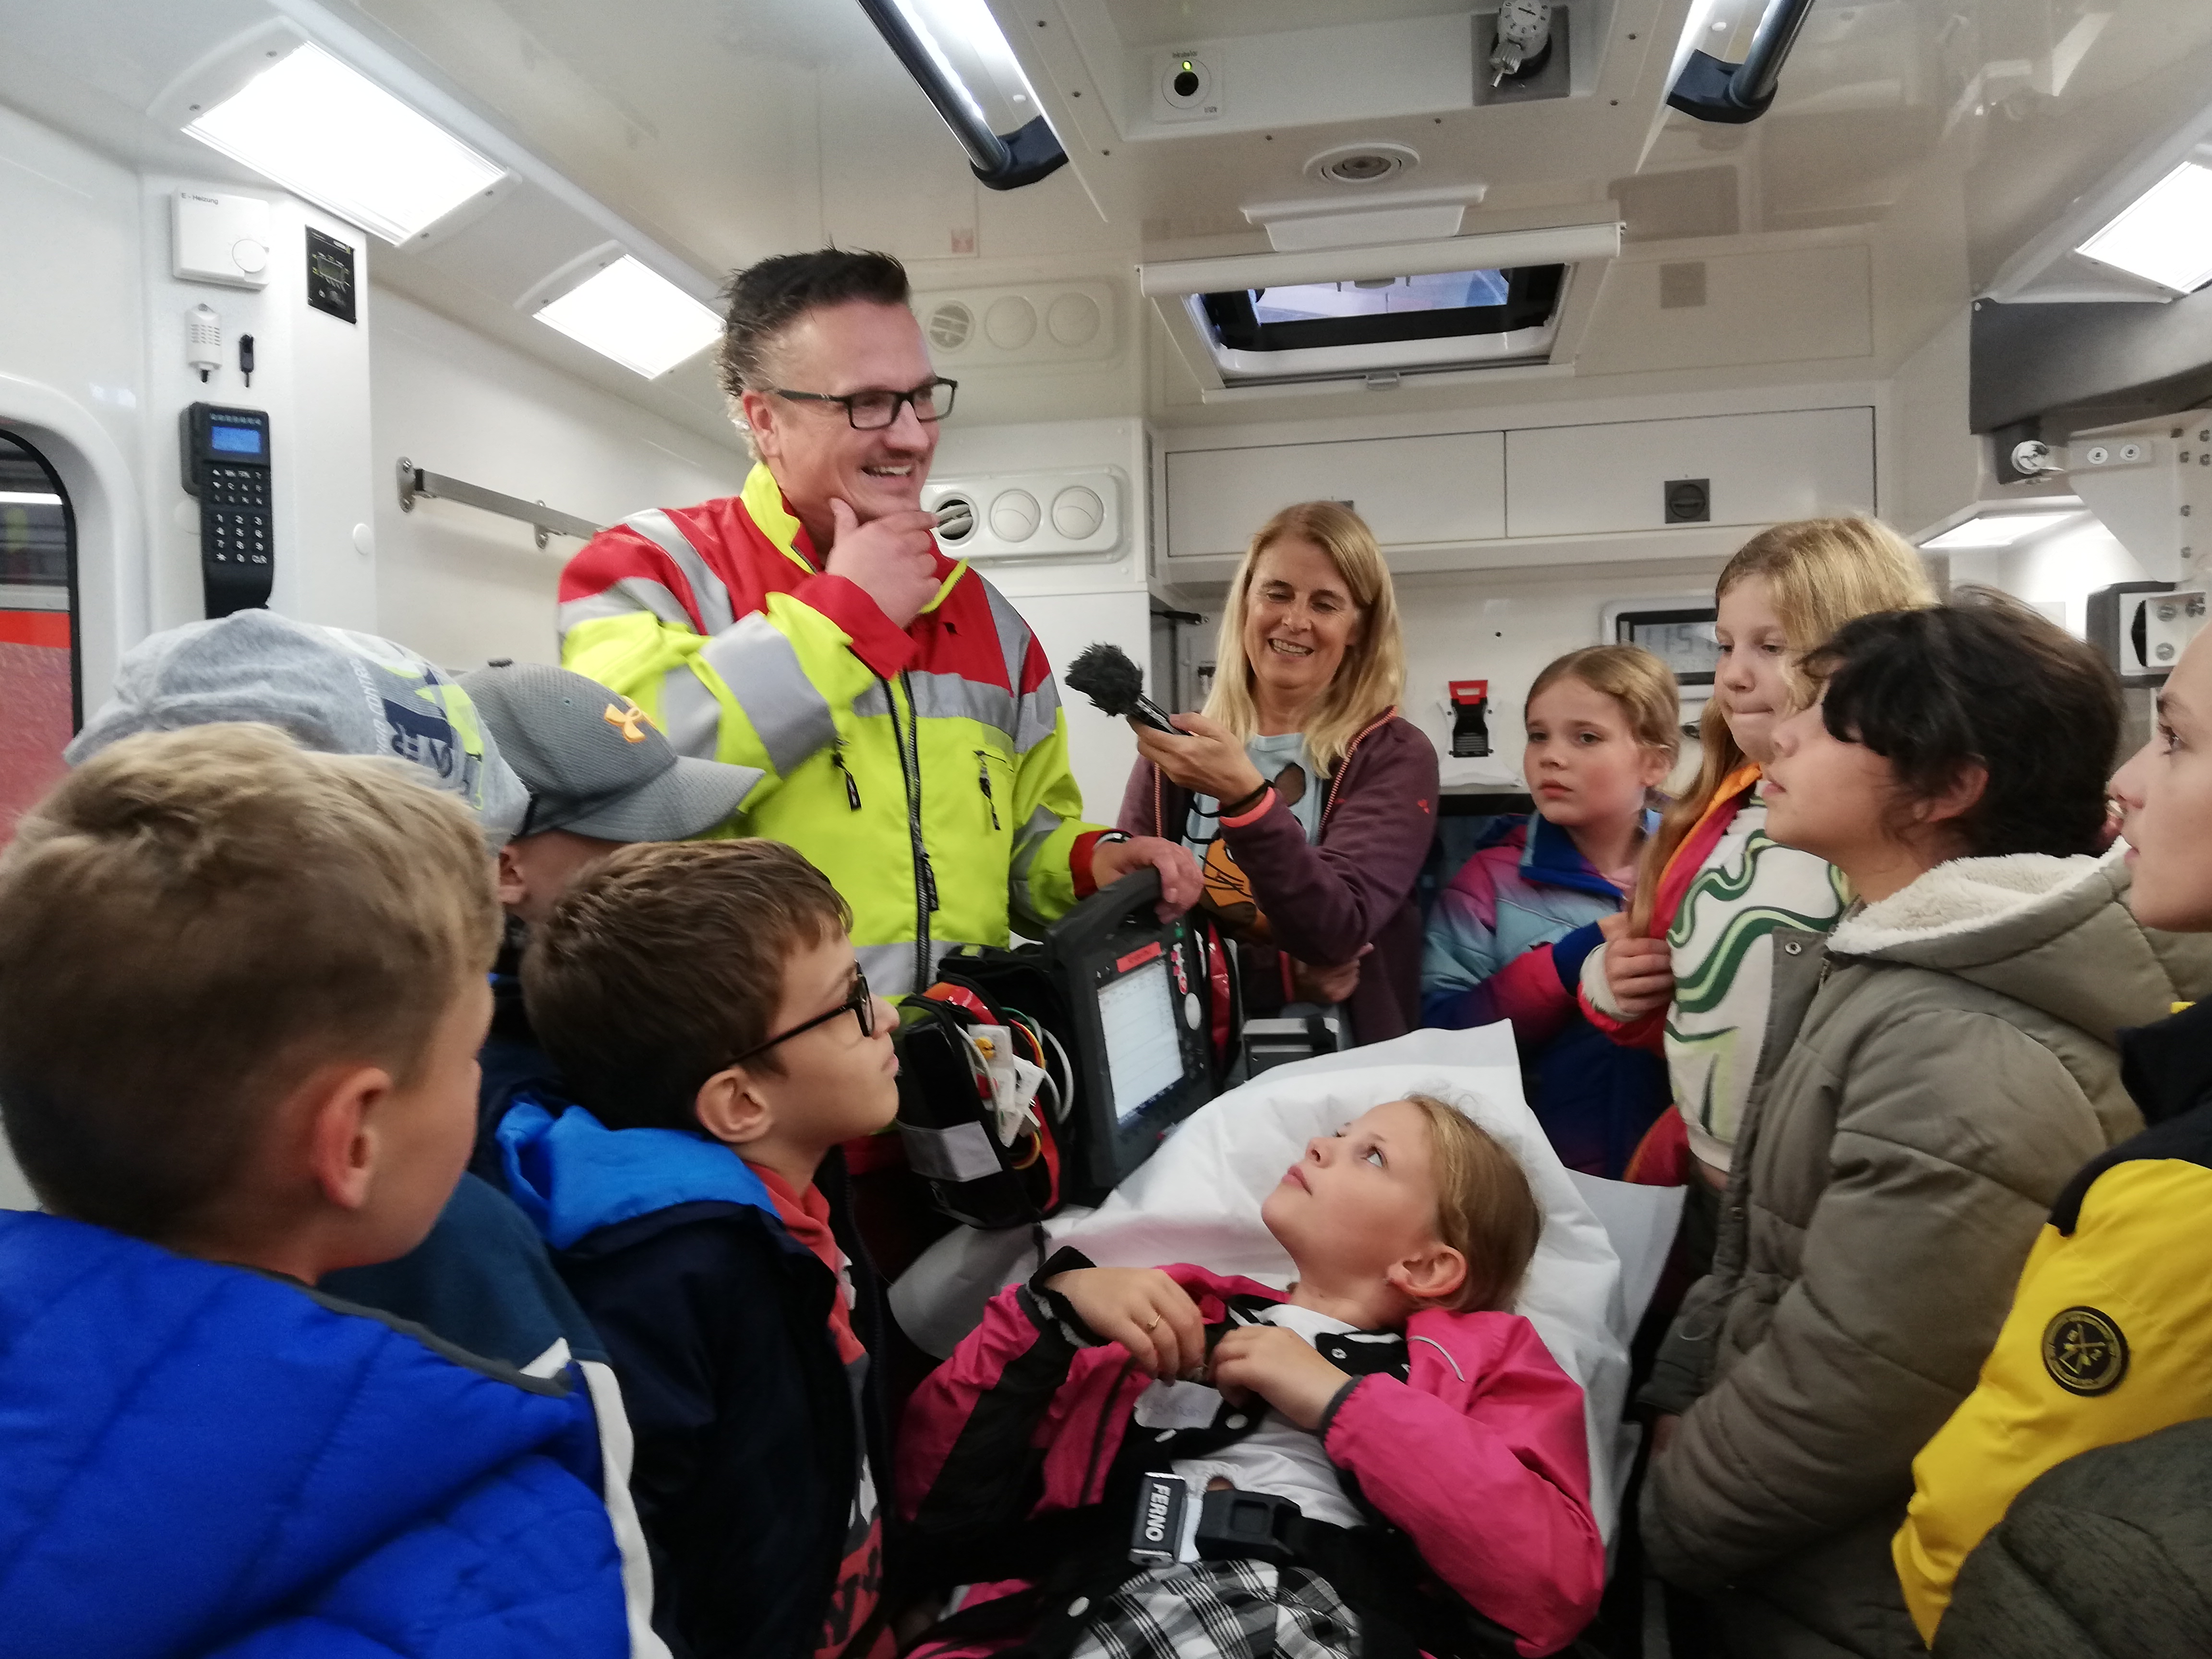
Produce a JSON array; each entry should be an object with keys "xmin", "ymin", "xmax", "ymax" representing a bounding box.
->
[{"xmin": 1070, "ymin": 1560, "xmax": 1361, "ymax": 1659}]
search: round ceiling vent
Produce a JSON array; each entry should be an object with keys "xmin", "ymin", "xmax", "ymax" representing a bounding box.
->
[
  {"xmin": 926, "ymin": 300, "xmax": 974, "ymax": 351},
  {"xmin": 1306, "ymin": 143, "xmax": 1419, "ymax": 186},
  {"xmin": 931, "ymin": 493, "xmax": 977, "ymax": 543}
]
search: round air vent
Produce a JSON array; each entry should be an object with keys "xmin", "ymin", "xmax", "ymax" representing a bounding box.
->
[
  {"xmin": 1051, "ymin": 485, "xmax": 1104, "ymax": 540},
  {"xmin": 1306, "ymin": 143, "xmax": 1419, "ymax": 186},
  {"xmin": 932, "ymin": 493, "xmax": 976, "ymax": 543},
  {"xmin": 989, "ymin": 489, "xmax": 1041, "ymax": 542},
  {"xmin": 926, "ymin": 300, "xmax": 974, "ymax": 351}
]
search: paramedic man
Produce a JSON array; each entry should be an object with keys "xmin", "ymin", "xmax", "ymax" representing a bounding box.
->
[{"xmin": 558, "ymin": 248, "xmax": 1197, "ymax": 994}]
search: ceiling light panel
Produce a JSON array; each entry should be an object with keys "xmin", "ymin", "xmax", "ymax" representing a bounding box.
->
[
  {"xmin": 2077, "ymin": 160, "xmax": 2212, "ymax": 296},
  {"xmin": 1921, "ymin": 511, "xmax": 2080, "ymax": 551},
  {"xmin": 534, "ymin": 257, "xmax": 722, "ymax": 379},
  {"xmin": 185, "ymin": 44, "xmax": 504, "ymax": 244}
]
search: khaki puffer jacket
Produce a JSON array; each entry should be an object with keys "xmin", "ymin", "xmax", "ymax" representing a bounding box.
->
[{"xmin": 1639, "ymin": 849, "xmax": 2212, "ymax": 1659}]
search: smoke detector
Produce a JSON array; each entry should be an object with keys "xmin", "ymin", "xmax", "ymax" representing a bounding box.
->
[{"xmin": 1307, "ymin": 144, "xmax": 1419, "ymax": 186}]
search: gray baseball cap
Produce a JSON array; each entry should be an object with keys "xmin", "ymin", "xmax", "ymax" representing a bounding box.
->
[
  {"xmin": 67, "ymin": 611, "xmax": 531, "ymax": 846},
  {"xmin": 457, "ymin": 661, "xmax": 759, "ymax": 842}
]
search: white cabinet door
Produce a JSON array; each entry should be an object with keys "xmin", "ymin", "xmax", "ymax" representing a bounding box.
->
[
  {"xmin": 1504, "ymin": 407, "xmax": 1875, "ymax": 538},
  {"xmin": 1166, "ymin": 430, "xmax": 1506, "ymax": 559}
]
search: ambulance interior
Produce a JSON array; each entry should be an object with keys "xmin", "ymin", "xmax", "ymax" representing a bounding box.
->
[{"xmin": 3, "ymin": 0, "xmax": 2212, "ymax": 1599}]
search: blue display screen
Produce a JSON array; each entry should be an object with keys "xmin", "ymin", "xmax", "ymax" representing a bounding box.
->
[{"xmin": 209, "ymin": 422, "xmax": 263, "ymax": 456}]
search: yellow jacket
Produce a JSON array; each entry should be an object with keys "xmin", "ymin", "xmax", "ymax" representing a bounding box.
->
[{"xmin": 1895, "ymin": 998, "xmax": 2212, "ymax": 1644}]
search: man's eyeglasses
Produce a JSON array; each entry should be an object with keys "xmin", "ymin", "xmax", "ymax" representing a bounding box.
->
[
  {"xmin": 770, "ymin": 379, "xmax": 957, "ymax": 431},
  {"xmin": 728, "ymin": 970, "xmax": 877, "ymax": 1066}
]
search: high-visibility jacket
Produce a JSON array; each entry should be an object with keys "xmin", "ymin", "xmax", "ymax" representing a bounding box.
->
[
  {"xmin": 558, "ymin": 464, "xmax": 1108, "ymax": 995},
  {"xmin": 1894, "ymin": 997, "xmax": 2212, "ymax": 1646}
]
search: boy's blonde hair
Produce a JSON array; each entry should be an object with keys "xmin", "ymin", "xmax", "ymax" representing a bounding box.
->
[
  {"xmin": 1527, "ymin": 644, "xmax": 1682, "ymax": 767},
  {"xmin": 526, "ymin": 839, "xmax": 853, "ymax": 1131},
  {"xmin": 1404, "ymin": 1094, "xmax": 1543, "ymax": 1312},
  {"xmin": 1203, "ymin": 501, "xmax": 1406, "ymax": 773},
  {"xmin": 1629, "ymin": 517, "xmax": 1935, "ymax": 932},
  {"xmin": 0, "ymin": 723, "xmax": 501, "ymax": 1242}
]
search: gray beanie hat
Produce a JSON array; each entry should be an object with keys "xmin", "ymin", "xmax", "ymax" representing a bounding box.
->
[{"xmin": 66, "ymin": 611, "xmax": 531, "ymax": 846}]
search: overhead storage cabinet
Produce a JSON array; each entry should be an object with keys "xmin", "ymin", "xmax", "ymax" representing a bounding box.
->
[
  {"xmin": 1165, "ymin": 431, "xmax": 1505, "ymax": 559},
  {"xmin": 1162, "ymin": 406, "xmax": 1875, "ymax": 563},
  {"xmin": 1503, "ymin": 407, "xmax": 1875, "ymax": 537}
]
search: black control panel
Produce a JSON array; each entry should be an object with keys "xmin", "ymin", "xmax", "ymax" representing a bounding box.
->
[{"xmin": 180, "ymin": 403, "xmax": 272, "ymax": 618}]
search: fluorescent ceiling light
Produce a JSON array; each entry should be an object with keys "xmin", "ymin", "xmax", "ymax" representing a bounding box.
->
[
  {"xmin": 185, "ymin": 44, "xmax": 504, "ymax": 244},
  {"xmin": 534, "ymin": 257, "xmax": 722, "ymax": 379},
  {"xmin": 0, "ymin": 492, "xmax": 63, "ymax": 507},
  {"xmin": 1921, "ymin": 511, "xmax": 2079, "ymax": 551},
  {"xmin": 2077, "ymin": 161, "xmax": 2212, "ymax": 295}
]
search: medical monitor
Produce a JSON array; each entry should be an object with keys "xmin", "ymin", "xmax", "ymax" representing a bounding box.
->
[{"xmin": 1043, "ymin": 869, "xmax": 1215, "ymax": 1203}]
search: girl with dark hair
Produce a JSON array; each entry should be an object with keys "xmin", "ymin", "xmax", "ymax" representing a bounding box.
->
[{"xmin": 1638, "ymin": 592, "xmax": 2212, "ymax": 1659}]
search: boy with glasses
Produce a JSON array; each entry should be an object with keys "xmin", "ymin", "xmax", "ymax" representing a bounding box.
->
[
  {"xmin": 497, "ymin": 839, "xmax": 903, "ymax": 1659},
  {"xmin": 555, "ymin": 247, "xmax": 1196, "ymax": 1003}
]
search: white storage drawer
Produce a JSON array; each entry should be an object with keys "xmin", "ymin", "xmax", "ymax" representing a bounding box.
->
[
  {"xmin": 1166, "ymin": 430, "xmax": 1505, "ymax": 559},
  {"xmin": 1504, "ymin": 407, "xmax": 1875, "ymax": 538}
]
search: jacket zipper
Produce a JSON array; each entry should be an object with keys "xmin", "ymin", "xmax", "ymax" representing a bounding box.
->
[
  {"xmin": 975, "ymin": 750, "xmax": 1001, "ymax": 830},
  {"xmin": 1315, "ymin": 707, "xmax": 1395, "ymax": 836},
  {"xmin": 884, "ymin": 671, "xmax": 933, "ymax": 988},
  {"xmin": 833, "ymin": 738, "xmax": 861, "ymax": 810}
]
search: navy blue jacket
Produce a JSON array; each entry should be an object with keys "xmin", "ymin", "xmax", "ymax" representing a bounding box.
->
[
  {"xmin": 476, "ymin": 921, "xmax": 562, "ymax": 1185},
  {"xmin": 0, "ymin": 1208, "xmax": 630, "ymax": 1658},
  {"xmin": 499, "ymin": 1101, "xmax": 892, "ymax": 1659}
]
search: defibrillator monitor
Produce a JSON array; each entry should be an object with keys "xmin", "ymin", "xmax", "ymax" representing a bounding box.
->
[{"xmin": 1044, "ymin": 869, "xmax": 1215, "ymax": 1203}]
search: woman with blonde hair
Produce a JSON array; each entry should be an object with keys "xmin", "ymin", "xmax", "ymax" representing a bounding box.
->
[
  {"xmin": 1578, "ymin": 517, "xmax": 1935, "ymax": 1226},
  {"xmin": 1116, "ymin": 501, "xmax": 1439, "ymax": 1044}
]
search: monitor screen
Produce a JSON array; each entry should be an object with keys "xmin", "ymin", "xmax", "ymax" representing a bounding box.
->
[
  {"xmin": 208, "ymin": 422, "xmax": 264, "ymax": 457},
  {"xmin": 1097, "ymin": 956, "xmax": 1185, "ymax": 1123},
  {"xmin": 1621, "ymin": 612, "xmax": 1720, "ymax": 684}
]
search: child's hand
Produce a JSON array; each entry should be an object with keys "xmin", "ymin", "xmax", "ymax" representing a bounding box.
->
[
  {"xmin": 1208, "ymin": 1325, "xmax": 1354, "ymax": 1432},
  {"xmin": 1606, "ymin": 936, "xmax": 1674, "ymax": 1018},
  {"xmin": 1042, "ymin": 1267, "xmax": 1206, "ymax": 1378}
]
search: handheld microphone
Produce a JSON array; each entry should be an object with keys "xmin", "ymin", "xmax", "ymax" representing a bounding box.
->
[{"xmin": 1065, "ymin": 643, "xmax": 1180, "ymax": 734}]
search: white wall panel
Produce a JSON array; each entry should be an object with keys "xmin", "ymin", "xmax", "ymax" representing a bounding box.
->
[
  {"xmin": 1504, "ymin": 407, "xmax": 1875, "ymax": 538},
  {"xmin": 372, "ymin": 290, "xmax": 745, "ymax": 669},
  {"xmin": 1166, "ymin": 431, "xmax": 1506, "ymax": 560}
]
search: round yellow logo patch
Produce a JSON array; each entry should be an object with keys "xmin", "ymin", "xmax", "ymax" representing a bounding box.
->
[{"xmin": 2042, "ymin": 1306, "xmax": 2128, "ymax": 1396}]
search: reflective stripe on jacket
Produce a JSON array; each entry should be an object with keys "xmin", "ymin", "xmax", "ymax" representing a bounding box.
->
[{"xmin": 559, "ymin": 464, "xmax": 1105, "ymax": 994}]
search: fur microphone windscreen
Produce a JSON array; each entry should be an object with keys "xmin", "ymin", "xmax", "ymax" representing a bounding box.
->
[{"xmin": 1065, "ymin": 643, "xmax": 1179, "ymax": 733}]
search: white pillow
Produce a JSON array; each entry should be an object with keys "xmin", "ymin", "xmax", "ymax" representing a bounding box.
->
[{"xmin": 1049, "ymin": 1023, "xmax": 1632, "ymax": 1540}]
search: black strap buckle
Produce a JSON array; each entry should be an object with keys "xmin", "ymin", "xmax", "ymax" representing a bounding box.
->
[{"xmin": 1196, "ymin": 1487, "xmax": 1299, "ymax": 1565}]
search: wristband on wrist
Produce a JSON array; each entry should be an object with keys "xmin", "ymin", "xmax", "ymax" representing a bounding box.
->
[{"xmin": 1218, "ymin": 781, "xmax": 1270, "ymax": 817}]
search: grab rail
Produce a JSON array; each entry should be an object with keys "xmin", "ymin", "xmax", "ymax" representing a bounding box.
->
[{"xmin": 395, "ymin": 458, "xmax": 603, "ymax": 549}]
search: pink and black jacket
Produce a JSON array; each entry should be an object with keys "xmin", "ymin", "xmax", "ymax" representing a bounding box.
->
[{"xmin": 896, "ymin": 1256, "xmax": 1604, "ymax": 1658}]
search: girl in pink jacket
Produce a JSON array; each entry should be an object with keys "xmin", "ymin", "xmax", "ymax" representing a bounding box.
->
[{"xmin": 896, "ymin": 1095, "xmax": 1605, "ymax": 1659}]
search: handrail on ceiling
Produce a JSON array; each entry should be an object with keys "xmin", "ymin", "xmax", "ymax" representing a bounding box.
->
[
  {"xmin": 1666, "ymin": 0, "xmax": 1818, "ymax": 124},
  {"xmin": 395, "ymin": 459, "xmax": 602, "ymax": 550},
  {"xmin": 853, "ymin": 0, "xmax": 1067, "ymax": 190}
]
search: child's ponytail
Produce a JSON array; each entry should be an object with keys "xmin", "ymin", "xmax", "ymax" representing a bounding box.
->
[{"xmin": 1625, "ymin": 517, "xmax": 1936, "ymax": 935}]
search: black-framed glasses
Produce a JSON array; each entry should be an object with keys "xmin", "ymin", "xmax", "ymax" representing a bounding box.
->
[
  {"xmin": 770, "ymin": 378, "xmax": 957, "ymax": 430},
  {"xmin": 729, "ymin": 970, "xmax": 876, "ymax": 1065}
]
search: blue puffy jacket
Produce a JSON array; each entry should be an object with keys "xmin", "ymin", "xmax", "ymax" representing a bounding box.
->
[{"xmin": 0, "ymin": 1208, "xmax": 632, "ymax": 1658}]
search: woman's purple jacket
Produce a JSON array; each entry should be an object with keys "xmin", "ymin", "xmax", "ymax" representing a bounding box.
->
[{"xmin": 1117, "ymin": 711, "xmax": 1442, "ymax": 1045}]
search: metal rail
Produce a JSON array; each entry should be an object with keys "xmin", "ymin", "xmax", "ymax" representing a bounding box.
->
[
  {"xmin": 1665, "ymin": 0, "xmax": 1817, "ymax": 124},
  {"xmin": 396, "ymin": 458, "xmax": 602, "ymax": 549},
  {"xmin": 852, "ymin": 0, "xmax": 1066, "ymax": 190}
]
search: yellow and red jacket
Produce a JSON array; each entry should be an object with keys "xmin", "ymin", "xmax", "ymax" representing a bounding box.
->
[
  {"xmin": 1894, "ymin": 997, "xmax": 2212, "ymax": 1644},
  {"xmin": 558, "ymin": 464, "xmax": 1108, "ymax": 994}
]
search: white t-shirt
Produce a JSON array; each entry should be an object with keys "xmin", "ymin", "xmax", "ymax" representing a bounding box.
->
[
  {"xmin": 1163, "ymin": 1301, "xmax": 1365, "ymax": 1530},
  {"xmin": 1658, "ymin": 787, "xmax": 1847, "ymax": 1169}
]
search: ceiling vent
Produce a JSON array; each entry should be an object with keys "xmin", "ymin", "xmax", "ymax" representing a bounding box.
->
[
  {"xmin": 1309, "ymin": 144, "xmax": 1418, "ymax": 187},
  {"xmin": 911, "ymin": 281, "xmax": 1117, "ymax": 368}
]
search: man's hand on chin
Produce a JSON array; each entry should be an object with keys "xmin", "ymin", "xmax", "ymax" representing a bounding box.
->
[
  {"xmin": 1091, "ymin": 836, "xmax": 1202, "ymax": 920},
  {"xmin": 823, "ymin": 497, "xmax": 941, "ymax": 628}
]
